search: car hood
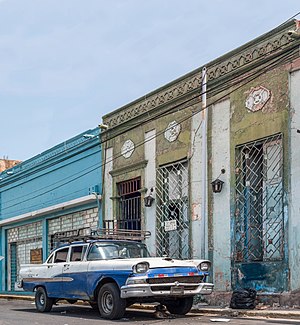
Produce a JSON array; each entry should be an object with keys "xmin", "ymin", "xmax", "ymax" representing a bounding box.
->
[{"xmin": 106, "ymin": 257, "xmax": 209, "ymax": 270}]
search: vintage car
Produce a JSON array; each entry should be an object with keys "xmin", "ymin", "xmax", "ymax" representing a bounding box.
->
[{"xmin": 19, "ymin": 228, "xmax": 213, "ymax": 319}]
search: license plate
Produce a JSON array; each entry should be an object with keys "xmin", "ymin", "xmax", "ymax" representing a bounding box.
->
[{"xmin": 170, "ymin": 286, "xmax": 184, "ymax": 295}]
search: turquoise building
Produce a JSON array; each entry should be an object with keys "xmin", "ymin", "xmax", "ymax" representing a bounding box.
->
[{"xmin": 0, "ymin": 127, "xmax": 102, "ymax": 292}]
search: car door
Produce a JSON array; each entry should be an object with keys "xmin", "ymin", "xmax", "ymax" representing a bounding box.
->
[
  {"xmin": 45, "ymin": 247, "xmax": 69, "ymax": 297},
  {"xmin": 62, "ymin": 244, "xmax": 89, "ymax": 300}
]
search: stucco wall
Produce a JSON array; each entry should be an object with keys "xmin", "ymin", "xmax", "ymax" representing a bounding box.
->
[
  {"xmin": 144, "ymin": 129, "xmax": 156, "ymax": 256},
  {"xmin": 229, "ymin": 66, "xmax": 290, "ymax": 292},
  {"xmin": 210, "ymin": 99, "xmax": 231, "ymax": 291},
  {"xmin": 190, "ymin": 103, "xmax": 205, "ymax": 259},
  {"xmin": 289, "ymin": 68, "xmax": 300, "ymax": 292}
]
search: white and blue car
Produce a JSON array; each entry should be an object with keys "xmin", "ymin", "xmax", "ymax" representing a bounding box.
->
[{"xmin": 19, "ymin": 235, "xmax": 213, "ymax": 319}]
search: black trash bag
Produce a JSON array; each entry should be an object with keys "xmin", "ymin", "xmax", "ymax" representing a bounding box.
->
[{"xmin": 230, "ymin": 288, "xmax": 257, "ymax": 309}]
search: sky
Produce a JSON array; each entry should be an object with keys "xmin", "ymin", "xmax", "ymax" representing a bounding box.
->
[{"xmin": 0, "ymin": 0, "xmax": 299, "ymax": 161}]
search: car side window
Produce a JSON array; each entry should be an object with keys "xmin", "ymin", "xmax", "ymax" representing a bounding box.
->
[
  {"xmin": 54, "ymin": 247, "xmax": 69, "ymax": 263},
  {"xmin": 70, "ymin": 245, "xmax": 87, "ymax": 262}
]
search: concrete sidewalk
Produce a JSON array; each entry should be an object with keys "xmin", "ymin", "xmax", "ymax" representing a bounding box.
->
[
  {"xmin": 191, "ymin": 304, "xmax": 300, "ymax": 319},
  {"xmin": 2, "ymin": 293, "xmax": 300, "ymax": 319}
]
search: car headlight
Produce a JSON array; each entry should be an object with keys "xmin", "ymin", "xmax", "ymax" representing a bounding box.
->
[
  {"xmin": 198, "ymin": 261, "xmax": 211, "ymax": 272},
  {"xmin": 126, "ymin": 278, "xmax": 147, "ymax": 285},
  {"xmin": 133, "ymin": 262, "xmax": 149, "ymax": 274}
]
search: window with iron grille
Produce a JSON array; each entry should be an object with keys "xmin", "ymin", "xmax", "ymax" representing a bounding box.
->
[
  {"xmin": 234, "ymin": 134, "xmax": 284, "ymax": 262},
  {"xmin": 156, "ymin": 160, "xmax": 190, "ymax": 259},
  {"xmin": 116, "ymin": 177, "xmax": 141, "ymax": 230}
]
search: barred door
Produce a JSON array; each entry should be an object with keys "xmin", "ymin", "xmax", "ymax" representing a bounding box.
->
[
  {"xmin": 234, "ymin": 134, "xmax": 284, "ymax": 262},
  {"xmin": 117, "ymin": 178, "xmax": 141, "ymax": 230},
  {"xmin": 156, "ymin": 161, "xmax": 190, "ymax": 259},
  {"xmin": 10, "ymin": 243, "xmax": 17, "ymax": 291}
]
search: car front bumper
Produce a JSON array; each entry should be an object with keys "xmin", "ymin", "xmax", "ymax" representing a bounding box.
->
[{"xmin": 120, "ymin": 282, "xmax": 214, "ymax": 299}]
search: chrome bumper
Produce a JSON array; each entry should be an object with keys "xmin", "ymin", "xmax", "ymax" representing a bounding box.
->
[{"xmin": 120, "ymin": 282, "xmax": 214, "ymax": 299}]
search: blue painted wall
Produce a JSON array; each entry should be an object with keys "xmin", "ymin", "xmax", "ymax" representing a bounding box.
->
[{"xmin": 0, "ymin": 128, "xmax": 102, "ymax": 220}]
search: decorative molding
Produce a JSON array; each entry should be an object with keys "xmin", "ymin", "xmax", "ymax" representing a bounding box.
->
[
  {"xmin": 121, "ymin": 139, "xmax": 135, "ymax": 158},
  {"xmin": 109, "ymin": 160, "xmax": 148, "ymax": 177},
  {"xmin": 0, "ymin": 128, "xmax": 100, "ymax": 180},
  {"xmin": 207, "ymin": 34, "xmax": 292, "ymax": 81},
  {"xmin": 104, "ymin": 73, "xmax": 201, "ymax": 129},
  {"xmin": 103, "ymin": 21, "xmax": 297, "ymax": 129},
  {"xmin": 245, "ymin": 86, "xmax": 271, "ymax": 112},
  {"xmin": 164, "ymin": 121, "xmax": 181, "ymax": 142}
]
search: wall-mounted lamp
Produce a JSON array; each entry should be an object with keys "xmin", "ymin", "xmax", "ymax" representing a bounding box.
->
[
  {"xmin": 211, "ymin": 169, "xmax": 225, "ymax": 193},
  {"xmin": 144, "ymin": 188, "xmax": 155, "ymax": 207},
  {"xmin": 99, "ymin": 123, "xmax": 109, "ymax": 130}
]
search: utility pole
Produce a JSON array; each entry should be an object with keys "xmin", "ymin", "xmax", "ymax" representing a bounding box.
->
[{"xmin": 201, "ymin": 67, "xmax": 207, "ymax": 258}]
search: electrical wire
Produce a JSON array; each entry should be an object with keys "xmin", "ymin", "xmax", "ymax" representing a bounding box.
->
[{"xmin": 1, "ymin": 24, "xmax": 299, "ymax": 213}]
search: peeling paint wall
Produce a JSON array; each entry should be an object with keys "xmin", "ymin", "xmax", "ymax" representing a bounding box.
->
[
  {"xmin": 190, "ymin": 103, "xmax": 205, "ymax": 259},
  {"xmin": 144, "ymin": 129, "xmax": 156, "ymax": 256},
  {"xmin": 103, "ymin": 102, "xmax": 200, "ymax": 258},
  {"xmin": 210, "ymin": 99, "xmax": 231, "ymax": 291},
  {"xmin": 289, "ymin": 68, "xmax": 300, "ymax": 292},
  {"xmin": 230, "ymin": 66, "xmax": 289, "ymax": 293}
]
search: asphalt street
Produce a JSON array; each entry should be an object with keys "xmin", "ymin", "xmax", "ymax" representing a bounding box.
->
[{"xmin": 1, "ymin": 299, "xmax": 300, "ymax": 325}]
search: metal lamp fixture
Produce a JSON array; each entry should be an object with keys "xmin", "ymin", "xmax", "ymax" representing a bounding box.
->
[
  {"xmin": 211, "ymin": 169, "xmax": 225, "ymax": 193},
  {"xmin": 144, "ymin": 188, "xmax": 155, "ymax": 207}
]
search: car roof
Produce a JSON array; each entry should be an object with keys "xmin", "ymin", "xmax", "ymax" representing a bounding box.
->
[{"xmin": 54, "ymin": 239, "xmax": 145, "ymax": 250}]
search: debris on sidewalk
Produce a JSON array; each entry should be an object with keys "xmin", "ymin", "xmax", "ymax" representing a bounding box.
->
[
  {"xmin": 230, "ymin": 288, "xmax": 256, "ymax": 309},
  {"xmin": 153, "ymin": 304, "xmax": 175, "ymax": 319},
  {"xmin": 256, "ymin": 303, "xmax": 271, "ymax": 310}
]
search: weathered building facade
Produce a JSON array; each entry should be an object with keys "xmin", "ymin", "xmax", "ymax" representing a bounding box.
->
[
  {"xmin": 101, "ymin": 20, "xmax": 300, "ymax": 304},
  {"xmin": 0, "ymin": 128, "xmax": 102, "ymax": 292}
]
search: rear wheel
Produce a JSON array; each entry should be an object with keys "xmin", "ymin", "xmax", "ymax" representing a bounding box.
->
[
  {"xmin": 165, "ymin": 297, "xmax": 193, "ymax": 315},
  {"xmin": 35, "ymin": 287, "xmax": 54, "ymax": 312},
  {"xmin": 97, "ymin": 283, "xmax": 126, "ymax": 320}
]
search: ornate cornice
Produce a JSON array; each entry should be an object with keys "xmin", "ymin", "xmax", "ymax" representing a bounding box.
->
[
  {"xmin": 207, "ymin": 23, "xmax": 295, "ymax": 81},
  {"xmin": 104, "ymin": 71, "xmax": 201, "ymax": 129},
  {"xmin": 103, "ymin": 20, "xmax": 298, "ymax": 130}
]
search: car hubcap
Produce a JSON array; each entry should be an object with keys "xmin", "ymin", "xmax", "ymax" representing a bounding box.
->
[
  {"xmin": 101, "ymin": 291, "xmax": 113, "ymax": 314},
  {"xmin": 39, "ymin": 293, "xmax": 45, "ymax": 306}
]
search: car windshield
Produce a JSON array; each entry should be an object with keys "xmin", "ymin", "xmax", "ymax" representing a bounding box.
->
[{"xmin": 87, "ymin": 241, "xmax": 149, "ymax": 260}]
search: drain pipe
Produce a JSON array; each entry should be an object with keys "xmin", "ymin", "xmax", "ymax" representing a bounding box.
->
[{"xmin": 201, "ymin": 67, "xmax": 208, "ymax": 258}]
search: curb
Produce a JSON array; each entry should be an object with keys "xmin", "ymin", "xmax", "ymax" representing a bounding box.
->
[
  {"xmin": 1, "ymin": 294, "xmax": 300, "ymax": 319},
  {"xmin": 128, "ymin": 303, "xmax": 300, "ymax": 319},
  {"xmin": 0, "ymin": 294, "xmax": 34, "ymax": 301},
  {"xmin": 191, "ymin": 307, "xmax": 300, "ymax": 319}
]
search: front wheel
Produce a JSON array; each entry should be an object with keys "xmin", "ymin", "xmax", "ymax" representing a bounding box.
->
[
  {"xmin": 35, "ymin": 287, "xmax": 54, "ymax": 312},
  {"xmin": 165, "ymin": 296, "xmax": 194, "ymax": 315},
  {"xmin": 97, "ymin": 283, "xmax": 126, "ymax": 320}
]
